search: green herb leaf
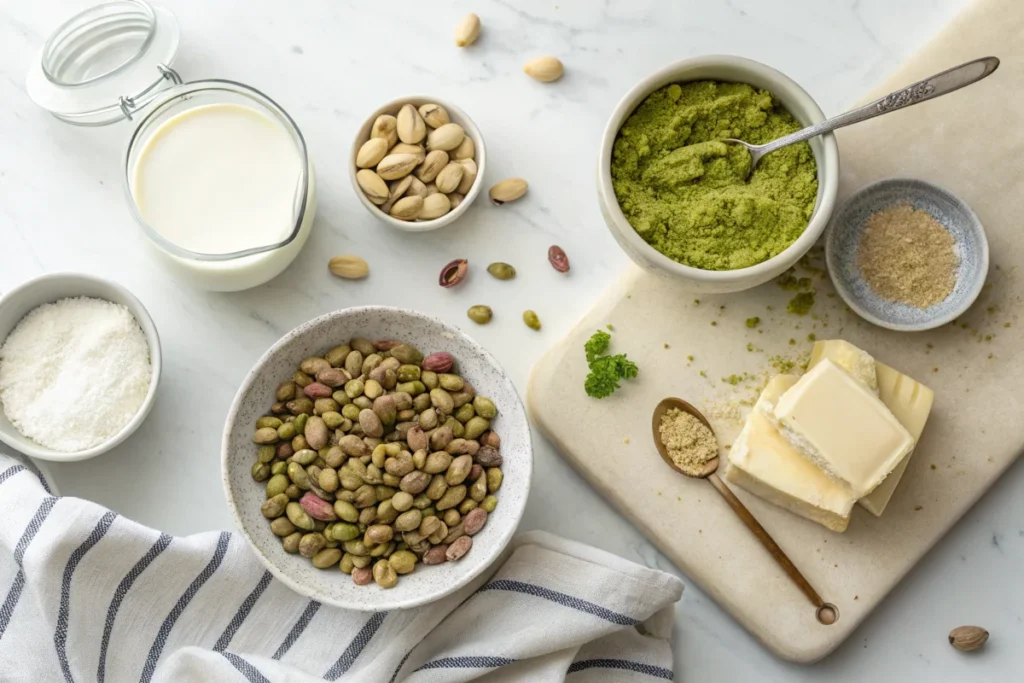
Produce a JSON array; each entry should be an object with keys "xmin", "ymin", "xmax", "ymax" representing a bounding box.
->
[
  {"xmin": 583, "ymin": 331, "xmax": 638, "ymax": 398},
  {"xmin": 584, "ymin": 330, "xmax": 611, "ymax": 363}
]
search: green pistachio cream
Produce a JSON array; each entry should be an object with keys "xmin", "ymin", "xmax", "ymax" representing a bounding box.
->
[{"xmin": 611, "ymin": 81, "xmax": 818, "ymax": 270}]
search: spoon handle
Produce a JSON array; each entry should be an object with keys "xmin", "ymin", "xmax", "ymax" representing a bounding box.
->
[
  {"xmin": 756, "ymin": 56, "xmax": 1000, "ymax": 158},
  {"xmin": 706, "ymin": 473, "xmax": 824, "ymax": 608}
]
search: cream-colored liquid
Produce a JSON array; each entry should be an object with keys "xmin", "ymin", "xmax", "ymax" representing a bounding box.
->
[{"xmin": 132, "ymin": 103, "xmax": 303, "ymax": 255}]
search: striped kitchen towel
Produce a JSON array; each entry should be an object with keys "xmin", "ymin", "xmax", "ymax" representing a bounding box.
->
[{"xmin": 0, "ymin": 451, "xmax": 683, "ymax": 682}]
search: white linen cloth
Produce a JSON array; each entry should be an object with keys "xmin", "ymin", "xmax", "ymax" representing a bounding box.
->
[{"xmin": 0, "ymin": 451, "xmax": 683, "ymax": 682}]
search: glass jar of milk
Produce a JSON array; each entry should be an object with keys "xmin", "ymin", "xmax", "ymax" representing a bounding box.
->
[{"xmin": 25, "ymin": 1, "xmax": 315, "ymax": 291}]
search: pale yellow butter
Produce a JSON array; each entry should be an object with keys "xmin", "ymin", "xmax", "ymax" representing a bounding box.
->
[
  {"xmin": 807, "ymin": 339, "xmax": 878, "ymax": 392},
  {"xmin": 772, "ymin": 359, "xmax": 915, "ymax": 498},
  {"xmin": 808, "ymin": 341, "xmax": 935, "ymax": 516},
  {"xmin": 726, "ymin": 375, "xmax": 855, "ymax": 532}
]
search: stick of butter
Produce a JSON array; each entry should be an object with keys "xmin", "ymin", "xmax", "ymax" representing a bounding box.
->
[
  {"xmin": 726, "ymin": 375, "xmax": 855, "ymax": 532},
  {"xmin": 807, "ymin": 339, "xmax": 878, "ymax": 392},
  {"xmin": 772, "ymin": 359, "xmax": 914, "ymax": 498},
  {"xmin": 809, "ymin": 340, "xmax": 934, "ymax": 516}
]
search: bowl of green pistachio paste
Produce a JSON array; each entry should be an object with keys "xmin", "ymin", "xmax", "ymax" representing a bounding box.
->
[{"xmin": 598, "ymin": 56, "xmax": 839, "ymax": 293}]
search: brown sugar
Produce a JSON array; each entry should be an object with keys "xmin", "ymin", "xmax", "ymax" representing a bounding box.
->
[{"xmin": 857, "ymin": 203, "xmax": 958, "ymax": 308}]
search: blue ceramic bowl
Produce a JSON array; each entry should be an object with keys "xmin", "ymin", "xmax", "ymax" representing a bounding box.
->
[{"xmin": 825, "ymin": 178, "xmax": 989, "ymax": 331}]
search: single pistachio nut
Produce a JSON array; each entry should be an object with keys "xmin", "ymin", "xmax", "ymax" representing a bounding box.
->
[
  {"xmin": 377, "ymin": 153, "xmax": 420, "ymax": 180},
  {"xmin": 397, "ymin": 103, "xmax": 427, "ymax": 144},
  {"xmin": 370, "ymin": 114, "xmax": 398, "ymax": 148},
  {"xmin": 394, "ymin": 509, "xmax": 423, "ymax": 532},
  {"xmin": 486, "ymin": 467, "xmax": 503, "ymax": 493},
  {"xmin": 312, "ymin": 548, "xmax": 342, "ymax": 569},
  {"xmin": 435, "ymin": 163, "xmax": 464, "ymax": 194},
  {"xmin": 351, "ymin": 566, "xmax": 373, "ymax": 585},
  {"xmin": 486, "ymin": 262, "xmax": 516, "ymax": 280},
  {"xmin": 302, "ymin": 382, "xmax": 332, "ymax": 399},
  {"xmin": 256, "ymin": 416, "xmax": 283, "ymax": 430},
  {"xmin": 418, "ymin": 103, "xmax": 450, "ymax": 129},
  {"xmin": 270, "ymin": 516, "xmax": 297, "ymax": 537},
  {"xmin": 447, "ymin": 193, "xmax": 464, "ymax": 210},
  {"xmin": 423, "ymin": 182, "xmax": 439, "ymax": 197},
  {"xmin": 407, "ymin": 176, "xmax": 428, "ymax": 198},
  {"xmin": 390, "ymin": 143, "xmax": 427, "ymax": 163},
  {"xmin": 523, "ymin": 309, "xmax": 541, "ymax": 331},
  {"xmin": 446, "ymin": 535, "xmax": 473, "ymax": 561},
  {"xmin": 356, "ymin": 137, "xmax": 389, "ymax": 169},
  {"xmin": 454, "ymin": 12, "xmax": 481, "ymax": 47},
  {"xmin": 275, "ymin": 381, "xmax": 297, "ymax": 402},
  {"xmin": 469, "ymin": 474, "xmax": 487, "ymax": 502},
  {"xmin": 490, "ymin": 178, "xmax": 528, "ymax": 205},
  {"xmin": 472, "ymin": 396, "xmax": 497, "ymax": 419},
  {"xmin": 329, "ymin": 254, "xmax": 369, "ymax": 280},
  {"xmin": 282, "ymin": 532, "xmax": 302, "ymax": 553},
  {"xmin": 261, "ymin": 493, "xmax": 289, "ymax": 518},
  {"xmin": 949, "ymin": 626, "xmax": 988, "ymax": 651},
  {"xmin": 419, "ymin": 193, "xmax": 451, "ymax": 220},
  {"xmin": 253, "ymin": 427, "xmax": 279, "ymax": 445},
  {"xmin": 390, "ymin": 195, "xmax": 424, "ymax": 221},
  {"xmin": 356, "ymin": 169, "xmax": 390, "ymax": 205},
  {"xmin": 424, "ymin": 450, "xmax": 453, "ymax": 474},
  {"xmin": 415, "ymin": 150, "xmax": 448, "ymax": 183},
  {"xmin": 359, "ymin": 409, "xmax": 384, "ymax": 438},
  {"xmin": 455, "ymin": 158, "xmax": 477, "ymax": 195},
  {"xmin": 251, "ymin": 462, "xmax": 271, "ymax": 481},
  {"xmin": 464, "ymin": 416, "xmax": 489, "ymax": 441},
  {"xmin": 436, "ymin": 484, "xmax": 467, "ymax": 511},
  {"xmin": 286, "ymin": 501, "xmax": 316, "ymax": 530},
  {"xmin": 334, "ymin": 499, "xmax": 360, "ymax": 523},
  {"xmin": 298, "ymin": 532, "xmax": 327, "ymax": 558},
  {"xmin": 548, "ymin": 245, "xmax": 570, "ymax": 273},
  {"xmin": 439, "ymin": 258, "xmax": 469, "ymax": 288},
  {"xmin": 481, "ymin": 494, "xmax": 498, "ymax": 512},
  {"xmin": 389, "ymin": 549, "xmax": 418, "ymax": 574},
  {"xmin": 266, "ymin": 473, "xmax": 290, "ymax": 498},
  {"xmin": 524, "ymin": 56, "xmax": 564, "ymax": 82},
  {"xmin": 451, "ymin": 135, "xmax": 475, "ymax": 162},
  {"xmin": 426, "ymin": 123, "xmax": 465, "ymax": 152},
  {"xmin": 372, "ymin": 558, "xmax": 398, "ymax": 588},
  {"xmin": 467, "ymin": 305, "xmax": 493, "ymax": 325},
  {"xmin": 446, "ymin": 455, "xmax": 474, "ymax": 486},
  {"xmin": 387, "ymin": 176, "xmax": 414, "ymax": 206},
  {"xmin": 422, "ymin": 351, "xmax": 454, "ymax": 373},
  {"xmin": 463, "ymin": 507, "xmax": 488, "ymax": 535},
  {"xmin": 325, "ymin": 344, "xmax": 352, "ymax": 367}
]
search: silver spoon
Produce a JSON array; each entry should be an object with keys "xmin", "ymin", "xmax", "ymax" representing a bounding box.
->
[
  {"xmin": 653, "ymin": 397, "xmax": 837, "ymax": 625},
  {"xmin": 726, "ymin": 56, "xmax": 999, "ymax": 179}
]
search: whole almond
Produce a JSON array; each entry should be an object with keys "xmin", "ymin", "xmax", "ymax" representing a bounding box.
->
[
  {"xmin": 454, "ymin": 13, "xmax": 481, "ymax": 47},
  {"xmin": 450, "ymin": 136, "xmax": 475, "ymax": 161},
  {"xmin": 397, "ymin": 103, "xmax": 426, "ymax": 144},
  {"xmin": 370, "ymin": 114, "xmax": 398, "ymax": 148},
  {"xmin": 356, "ymin": 138, "xmax": 389, "ymax": 169},
  {"xmin": 356, "ymin": 170, "xmax": 389, "ymax": 205},
  {"xmin": 390, "ymin": 195, "xmax": 424, "ymax": 221},
  {"xmin": 524, "ymin": 56, "xmax": 564, "ymax": 82},
  {"xmin": 435, "ymin": 162, "xmax": 464, "ymax": 194},
  {"xmin": 418, "ymin": 103, "xmax": 450, "ymax": 129},
  {"xmin": 489, "ymin": 178, "xmax": 528, "ymax": 205},
  {"xmin": 390, "ymin": 143, "xmax": 426, "ymax": 164},
  {"xmin": 448, "ymin": 193, "xmax": 464, "ymax": 209},
  {"xmin": 415, "ymin": 150, "xmax": 449, "ymax": 183},
  {"xmin": 426, "ymin": 123, "xmax": 465, "ymax": 152},
  {"xmin": 949, "ymin": 626, "xmax": 988, "ymax": 652},
  {"xmin": 329, "ymin": 255, "xmax": 369, "ymax": 279},
  {"xmin": 377, "ymin": 153, "xmax": 419, "ymax": 180},
  {"xmin": 419, "ymin": 193, "xmax": 451, "ymax": 220},
  {"xmin": 456, "ymin": 158, "xmax": 477, "ymax": 195}
]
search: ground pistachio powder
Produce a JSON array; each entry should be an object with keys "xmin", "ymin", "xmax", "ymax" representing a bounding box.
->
[
  {"xmin": 658, "ymin": 408, "xmax": 718, "ymax": 476},
  {"xmin": 611, "ymin": 81, "xmax": 818, "ymax": 270}
]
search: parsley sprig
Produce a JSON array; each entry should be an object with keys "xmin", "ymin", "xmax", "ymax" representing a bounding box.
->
[{"xmin": 584, "ymin": 330, "xmax": 638, "ymax": 398}]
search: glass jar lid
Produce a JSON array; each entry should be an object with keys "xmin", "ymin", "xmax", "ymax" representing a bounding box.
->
[{"xmin": 25, "ymin": 0, "xmax": 181, "ymax": 126}]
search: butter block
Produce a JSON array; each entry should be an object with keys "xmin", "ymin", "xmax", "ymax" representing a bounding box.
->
[
  {"xmin": 807, "ymin": 339, "xmax": 878, "ymax": 392},
  {"xmin": 726, "ymin": 375, "xmax": 854, "ymax": 532},
  {"xmin": 772, "ymin": 359, "xmax": 915, "ymax": 498},
  {"xmin": 808, "ymin": 342, "xmax": 935, "ymax": 516}
]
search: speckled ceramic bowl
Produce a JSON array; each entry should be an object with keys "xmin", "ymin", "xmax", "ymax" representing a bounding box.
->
[
  {"xmin": 222, "ymin": 306, "xmax": 532, "ymax": 610},
  {"xmin": 825, "ymin": 178, "xmax": 989, "ymax": 331}
]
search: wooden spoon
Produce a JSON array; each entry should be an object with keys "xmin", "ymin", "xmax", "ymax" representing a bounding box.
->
[{"xmin": 652, "ymin": 397, "xmax": 837, "ymax": 625}]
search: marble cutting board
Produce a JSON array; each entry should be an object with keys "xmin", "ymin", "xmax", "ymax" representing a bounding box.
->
[{"xmin": 527, "ymin": 0, "xmax": 1023, "ymax": 662}]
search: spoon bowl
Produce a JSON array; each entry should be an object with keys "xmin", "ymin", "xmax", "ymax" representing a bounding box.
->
[{"xmin": 652, "ymin": 397, "xmax": 719, "ymax": 478}]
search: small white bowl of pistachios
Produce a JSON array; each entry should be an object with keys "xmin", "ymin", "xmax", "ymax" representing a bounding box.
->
[{"xmin": 350, "ymin": 96, "xmax": 486, "ymax": 232}]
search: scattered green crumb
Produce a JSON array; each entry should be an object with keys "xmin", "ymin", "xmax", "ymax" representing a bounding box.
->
[
  {"xmin": 985, "ymin": 334, "xmax": 993, "ymax": 341},
  {"xmin": 699, "ymin": 370, "xmax": 707, "ymax": 378},
  {"xmin": 687, "ymin": 355, "xmax": 694, "ymax": 361},
  {"xmin": 766, "ymin": 305, "xmax": 774, "ymax": 311},
  {"xmin": 932, "ymin": 367, "xmax": 939, "ymax": 373},
  {"xmin": 770, "ymin": 356, "xmax": 797, "ymax": 373},
  {"xmin": 1005, "ymin": 322, "xmax": 1012, "ymax": 328},
  {"xmin": 720, "ymin": 305, "xmax": 726, "ymax": 311},
  {"xmin": 826, "ymin": 292, "xmax": 836, "ymax": 298},
  {"xmin": 930, "ymin": 464, "xmax": 937, "ymax": 470},
  {"xmin": 789, "ymin": 338, "xmax": 796, "ymax": 345},
  {"xmin": 693, "ymin": 299, "xmax": 700, "ymax": 305},
  {"xmin": 745, "ymin": 317, "xmax": 761, "ymax": 328},
  {"xmin": 746, "ymin": 342, "xmax": 760, "ymax": 352},
  {"xmin": 914, "ymin": 505, "xmax": 923, "ymax": 511},
  {"xmin": 811, "ymin": 313, "xmax": 819, "ymax": 320},
  {"xmin": 822, "ymin": 322, "xmax": 828, "ymax": 328},
  {"xmin": 607, "ymin": 324, "xmax": 615, "ymax": 331},
  {"xmin": 961, "ymin": 323, "xmax": 969, "ymax": 329},
  {"xmin": 787, "ymin": 292, "xmax": 815, "ymax": 315},
  {"xmin": 988, "ymin": 353, "xmax": 994, "ymax": 359},
  {"xmin": 757, "ymin": 329, "xmax": 763, "ymax": 334},
  {"xmin": 623, "ymin": 438, "xmax": 630, "ymax": 444},
  {"xmin": 710, "ymin": 321, "xmax": 717, "ymax": 326},
  {"xmin": 987, "ymin": 306, "xmax": 997, "ymax": 315},
  {"xmin": 807, "ymin": 333, "xmax": 816, "ymax": 342},
  {"xmin": 723, "ymin": 374, "xmax": 743, "ymax": 386},
  {"xmin": 926, "ymin": 343, "xmax": 934, "ymax": 349},
  {"xmin": 664, "ymin": 343, "xmax": 670, "ymax": 349}
]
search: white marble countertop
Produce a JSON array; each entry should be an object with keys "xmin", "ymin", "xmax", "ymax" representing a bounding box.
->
[{"xmin": 2, "ymin": 0, "xmax": 1021, "ymax": 679}]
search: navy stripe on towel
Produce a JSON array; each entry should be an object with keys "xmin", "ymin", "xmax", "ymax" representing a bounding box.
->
[
  {"xmin": 0, "ymin": 464, "xmax": 25, "ymax": 487},
  {"xmin": 140, "ymin": 531, "xmax": 230, "ymax": 683},
  {"xmin": 19, "ymin": 458, "xmax": 53, "ymax": 494},
  {"xmin": 568, "ymin": 658, "xmax": 674, "ymax": 680},
  {"xmin": 272, "ymin": 599, "xmax": 321, "ymax": 660},
  {"xmin": 222, "ymin": 651, "xmax": 271, "ymax": 683},
  {"xmin": 415, "ymin": 656, "xmax": 517, "ymax": 671},
  {"xmin": 214, "ymin": 570, "xmax": 273, "ymax": 652},
  {"xmin": 479, "ymin": 579, "xmax": 638, "ymax": 625},
  {"xmin": 55, "ymin": 511, "xmax": 118, "ymax": 683},
  {"xmin": 388, "ymin": 649, "xmax": 413, "ymax": 683},
  {"xmin": 97, "ymin": 533, "xmax": 173, "ymax": 683},
  {"xmin": 0, "ymin": 496, "xmax": 57, "ymax": 641},
  {"xmin": 323, "ymin": 611, "xmax": 388, "ymax": 680}
]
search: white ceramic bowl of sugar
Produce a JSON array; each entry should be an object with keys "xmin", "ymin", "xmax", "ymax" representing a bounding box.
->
[
  {"xmin": 0, "ymin": 273, "xmax": 162, "ymax": 462},
  {"xmin": 221, "ymin": 306, "xmax": 532, "ymax": 610}
]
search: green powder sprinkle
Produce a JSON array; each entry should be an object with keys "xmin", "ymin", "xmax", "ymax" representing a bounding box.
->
[
  {"xmin": 787, "ymin": 292, "xmax": 815, "ymax": 315},
  {"xmin": 745, "ymin": 317, "xmax": 761, "ymax": 328}
]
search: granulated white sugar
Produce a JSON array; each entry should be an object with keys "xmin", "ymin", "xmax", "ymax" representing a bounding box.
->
[{"xmin": 0, "ymin": 297, "xmax": 152, "ymax": 452}]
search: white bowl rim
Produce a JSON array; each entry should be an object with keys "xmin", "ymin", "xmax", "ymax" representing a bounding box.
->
[
  {"xmin": 597, "ymin": 54, "xmax": 840, "ymax": 283},
  {"xmin": 349, "ymin": 95, "xmax": 487, "ymax": 233},
  {"xmin": 0, "ymin": 271, "xmax": 162, "ymax": 462},
  {"xmin": 824, "ymin": 176, "xmax": 990, "ymax": 332},
  {"xmin": 220, "ymin": 304, "xmax": 532, "ymax": 610}
]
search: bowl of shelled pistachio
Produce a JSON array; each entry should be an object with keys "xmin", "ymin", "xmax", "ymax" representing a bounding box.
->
[{"xmin": 221, "ymin": 306, "xmax": 531, "ymax": 610}]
